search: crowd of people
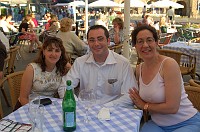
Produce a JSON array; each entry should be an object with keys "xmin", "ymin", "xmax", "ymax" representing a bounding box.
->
[{"xmin": 1, "ymin": 5, "xmax": 200, "ymax": 132}]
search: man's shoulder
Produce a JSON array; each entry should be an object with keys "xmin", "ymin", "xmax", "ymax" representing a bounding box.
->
[{"xmin": 111, "ymin": 51, "xmax": 130, "ymax": 63}]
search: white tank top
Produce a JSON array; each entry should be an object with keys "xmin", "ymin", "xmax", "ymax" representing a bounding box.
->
[{"xmin": 139, "ymin": 58, "xmax": 197, "ymax": 126}]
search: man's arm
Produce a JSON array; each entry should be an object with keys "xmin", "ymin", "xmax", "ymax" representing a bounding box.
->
[{"xmin": 106, "ymin": 63, "xmax": 138, "ymax": 108}]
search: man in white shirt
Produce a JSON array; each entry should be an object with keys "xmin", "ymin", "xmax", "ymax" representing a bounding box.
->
[
  {"xmin": 63, "ymin": 25, "xmax": 138, "ymax": 107},
  {"xmin": 0, "ymin": 31, "xmax": 9, "ymax": 51}
]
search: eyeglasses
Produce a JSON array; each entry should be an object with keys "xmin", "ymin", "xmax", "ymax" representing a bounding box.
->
[
  {"xmin": 88, "ymin": 36, "xmax": 105, "ymax": 43},
  {"xmin": 136, "ymin": 37, "xmax": 155, "ymax": 45}
]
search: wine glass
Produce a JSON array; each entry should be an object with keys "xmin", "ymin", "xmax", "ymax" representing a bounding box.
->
[{"xmin": 78, "ymin": 89, "xmax": 96, "ymax": 123}]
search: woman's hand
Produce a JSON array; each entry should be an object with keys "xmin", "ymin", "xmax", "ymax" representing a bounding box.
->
[{"xmin": 129, "ymin": 88, "xmax": 146, "ymax": 109}]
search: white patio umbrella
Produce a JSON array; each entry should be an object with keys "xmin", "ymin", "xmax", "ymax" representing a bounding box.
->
[
  {"xmin": 68, "ymin": 1, "xmax": 85, "ymax": 7},
  {"xmin": 89, "ymin": 0, "xmax": 121, "ymax": 7},
  {"xmin": 1, "ymin": 0, "xmax": 28, "ymax": 4},
  {"xmin": 150, "ymin": 0, "xmax": 184, "ymax": 9},
  {"xmin": 120, "ymin": 0, "xmax": 146, "ymax": 8},
  {"xmin": 53, "ymin": 3, "xmax": 68, "ymax": 7}
]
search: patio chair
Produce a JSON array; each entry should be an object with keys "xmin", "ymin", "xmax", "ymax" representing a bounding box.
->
[
  {"xmin": 158, "ymin": 33, "xmax": 173, "ymax": 48},
  {"xmin": 158, "ymin": 49, "xmax": 197, "ymax": 79},
  {"xmin": 0, "ymin": 98, "xmax": 3, "ymax": 119},
  {"xmin": 189, "ymin": 79, "xmax": 200, "ymax": 87},
  {"xmin": 7, "ymin": 46, "xmax": 20, "ymax": 74},
  {"xmin": 185, "ymin": 85, "xmax": 200, "ymax": 111},
  {"xmin": 0, "ymin": 71, "xmax": 24, "ymax": 111},
  {"xmin": 190, "ymin": 37, "xmax": 200, "ymax": 43},
  {"xmin": 1, "ymin": 55, "xmax": 11, "ymax": 107},
  {"xmin": 109, "ymin": 44, "xmax": 123, "ymax": 54}
]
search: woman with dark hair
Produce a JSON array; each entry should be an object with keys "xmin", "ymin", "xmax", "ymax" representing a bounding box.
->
[
  {"xmin": 129, "ymin": 25, "xmax": 200, "ymax": 131},
  {"xmin": 16, "ymin": 37, "xmax": 71, "ymax": 109}
]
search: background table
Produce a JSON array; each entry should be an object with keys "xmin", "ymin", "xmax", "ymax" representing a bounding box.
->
[
  {"xmin": 4, "ymin": 98, "xmax": 143, "ymax": 132},
  {"xmin": 163, "ymin": 42, "xmax": 200, "ymax": 74}
]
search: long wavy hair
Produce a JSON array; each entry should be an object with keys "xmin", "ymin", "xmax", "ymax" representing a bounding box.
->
[{"xmin": 33, "ymin": 36, "xmax": 69, "ymax": 76}]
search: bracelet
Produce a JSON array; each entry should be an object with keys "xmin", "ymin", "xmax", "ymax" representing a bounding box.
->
[{"xmin": 143, "ymin": 103, "xmax": 149, "ymax": 112}]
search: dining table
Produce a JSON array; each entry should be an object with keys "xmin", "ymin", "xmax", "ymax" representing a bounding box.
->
[
  {"xmin": 163, "ymin": 41, "xmax": 200, "ymax": 75},
  {"xmin": 3, "ymin": 97, "xmax": 143, "ymax": 132}
]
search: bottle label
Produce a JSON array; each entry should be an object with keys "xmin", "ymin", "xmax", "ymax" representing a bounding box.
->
[{"xmin": 65, "ymin": 112, "xmax": 74, "ymax": 127}]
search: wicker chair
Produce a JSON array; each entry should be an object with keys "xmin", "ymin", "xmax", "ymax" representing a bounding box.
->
[
  {"xmin": 7, "ymin": 46, "xmax": 20, "ymax": 74},
  {"xmin": 185, "ymin": 86, "xmax": 200, "ymax": 111},
  {"xmin": 158, "ymin": 49, "xmax": 197, "ymax": 79},
  {"xmin": 1, "ymin": 55, "xmax": 11, "ymax": 107},
  {"xmin": 189, "ymin": 79, "xmax": 200, "ymax": 87},
  {"xmin": 0, "ymin": 71, "xmax": 24, "ymax": 110},
  {"xmin": 0, "ymin": 98, "xmax": 3, "ymax": 119},
  {"xmin": 109, "ymin": 44, "xmax": 123, "ymax": 54},
  {"xmin": 190, "ymin": 37, "xmax": 200, "ymax": 43}
]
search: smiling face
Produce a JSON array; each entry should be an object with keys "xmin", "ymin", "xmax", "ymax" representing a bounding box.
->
[
  {"xmin": 135, "ymin": 29, "xmax": 158, "ymax": 60},
  {"xmin": 87, "ymin": 28, "xmax": 110, "ymax": 62},
  {"xmin": 43, "ymin": 43, "xmax": 61, "ymax": 66}
]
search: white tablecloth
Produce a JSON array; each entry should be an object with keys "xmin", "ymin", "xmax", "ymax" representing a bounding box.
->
[
  {"xmin": 4, "ymin": 98, "xmax": 143, "ymax": 132},
  {"xmin": 163, "ymin": 42, "xmax": 200, "ymax": 74}
]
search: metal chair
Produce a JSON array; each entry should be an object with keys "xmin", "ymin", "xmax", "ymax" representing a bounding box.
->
[
  {"xmin": 108, "ymin": 44, "xmax": 123, "ymax": 54},
  {"xmin": 185, "ymin": 85, "xmax": 200, "ymax": 111},
  {"xmin": 0, "ymin": 71, "xmax": 24, "ymax": 110}
]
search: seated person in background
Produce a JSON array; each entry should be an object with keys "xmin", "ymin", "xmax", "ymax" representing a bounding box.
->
[
  {"xmin": 159, "ymin": 16, "xmax": 170, "ymax": 34},
  {"xmin": 0, "ymin": 40, "xmax": 7, "ymax": 79},
  {"xmin": 16, "ymin": 37, "xmax": 71, "ymax": 110},
  {"xmin": 31, "ymin": 13, "xmax": 38, "ymax": 27},
  {"xmin": 95, "ymin": 14, "xmax": 107, "ymax": 29},
  {"xmin": 56, "ymin": 17, "xmax": 87, "ymax": 61},
  {"xmin": 39, "ymin": 20, "xmax": 58, "ymax": 43},
  {"xmin": 130, "ymin": 25, "xmax": 200, "ymax": 132},
  {"xmin": 142, "ymin": 15, "xmax": 154, "ymax": 27},
  {"xmin": 18, "ymin": 14, "xmax": 41, "ymax": 53},
  {"xmin": 45, "ymin": 14, "xmax": 60, "ymax": 30},
  {"xmin": 109, "ymin": 17, "xmax": 124, "ymax": 45},
  {"xmin": 0, "ymin": 15, "xmax": 18, "ymax": 35},
  {"xmin": 0, "ymin": 30, "xmax": 10, "ymax": 51},
  {"xmin": 64, "ymin": 25, "xmax": 138, "ymax": 107}
]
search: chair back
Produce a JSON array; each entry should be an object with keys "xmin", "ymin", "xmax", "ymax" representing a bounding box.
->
[
  {"xmin": 3, "ymin": 55, "xmax": 10, "ymax": 76},
  {"xmin": 0, "ymin": 98, "xmax": 3, "ymax": 119},
  {"xmin": 185, "ymin": 86, "xmax": 200, "ymax": 111},
  {"xmin": 109, "ymin": 44, "xmax": 123, "ymax": 54},
  {"xmin": 5, "ymin": 71, "xmax": 24, "ymax": 110},
  {"xmin": 189, "ymin": 79, "xmax": 200, "ymax": 88},
  {"xmin": 159, "ymin": 34, "xmax": 173, "ymax": 47},
  {"xmin": 158, "ymin": 49, "xmax": 182, "ymax": 64},
  {"xmin": 7, "ymin": 46, "xmax": 20, "ymax": 74},
  {"xmin": 190, "ymin": 37, "xmax": 200, "ymax": 43},
  {"xmin": 158, "ymin": 49, "xmax": 196, "ymax": 79}
]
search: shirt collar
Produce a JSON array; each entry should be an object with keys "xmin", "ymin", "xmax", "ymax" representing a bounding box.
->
[{"xmin": 85, "ymin": 50, "xmax": 117, "ymax": 66}]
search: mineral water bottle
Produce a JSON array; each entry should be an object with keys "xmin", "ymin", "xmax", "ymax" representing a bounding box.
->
[{"xmin": 62, "ymin": 80, "xmax": 76, "ymax": 131}]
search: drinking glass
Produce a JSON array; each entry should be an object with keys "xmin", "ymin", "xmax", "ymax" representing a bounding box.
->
[
  {"xmin": 28, "ymin": 104, "xmax": 44, "ymax": 132},
  {"xmin": 78, "ymin": 89, "xmax": 96, "ymax": 123}
]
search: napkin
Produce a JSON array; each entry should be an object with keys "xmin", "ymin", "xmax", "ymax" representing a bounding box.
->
[{"xmin": 98, "ymin": 107, "xmax": 111, "ymax": 120}]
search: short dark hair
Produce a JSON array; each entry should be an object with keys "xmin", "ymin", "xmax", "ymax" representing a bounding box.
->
[
  {"xmin": 169, "ymin": 6, "xmax": 172, "ymax": 9},
  {"xmin": 131, "ymin": 25, "xmax": 158, "ymax": 45},
  {"xmin": 87, "ymin": 25, "xmax": 109, "ymax": 39}
]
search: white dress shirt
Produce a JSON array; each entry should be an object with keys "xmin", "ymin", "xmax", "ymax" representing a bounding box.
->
[{"xmin": 63, "ymin": 50, "xmax": 138, "ymax": 108}]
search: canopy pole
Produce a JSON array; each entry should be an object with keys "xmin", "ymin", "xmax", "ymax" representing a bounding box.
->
[
  {"xmin": 85, "ymin": 0, "xmax": 88, "ymax": 34},
  {"xmin": 123, "ymin": 0, "xmax": 130, "ymax": 59}
]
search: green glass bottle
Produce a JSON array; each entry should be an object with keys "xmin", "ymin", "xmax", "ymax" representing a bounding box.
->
[{"xmin": 62, "ymin": 80, "xmax": 76, "ymax": 131}]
